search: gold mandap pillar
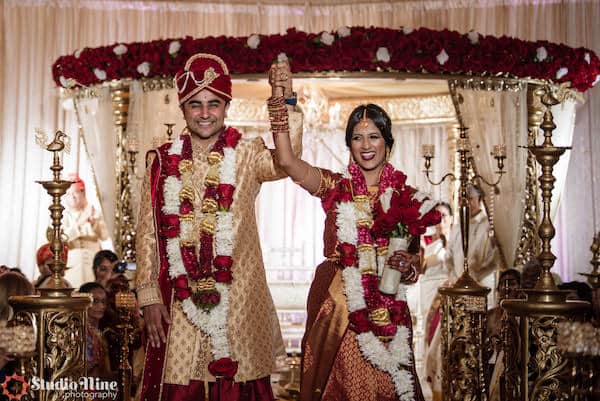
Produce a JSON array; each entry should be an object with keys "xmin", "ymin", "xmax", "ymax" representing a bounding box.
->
[
  {"xmin": 502, "ymin": 84, "xmax": 590, "ymax": 401},
  {"xmin": 111, "ymin": 83, "xmax": 137, "ymax": 263}
]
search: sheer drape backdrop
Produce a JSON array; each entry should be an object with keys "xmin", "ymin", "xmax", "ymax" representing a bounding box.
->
[{"xmin": 0, "ymin": 0, "xmax": 598, "ymax": 282}]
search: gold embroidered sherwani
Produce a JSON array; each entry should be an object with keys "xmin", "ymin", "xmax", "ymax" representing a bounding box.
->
[{"xmin": 135, "ymin": 107, "xmax": 302, "ymax": 384}]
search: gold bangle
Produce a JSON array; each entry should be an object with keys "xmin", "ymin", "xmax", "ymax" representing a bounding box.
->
[
  {"xmin": 293, "ymin": 165, "xmax": 312, "ymax": 185},
  {"xmin": 311, "ymin": 167, "xmax": 324, "ymax": 196}
]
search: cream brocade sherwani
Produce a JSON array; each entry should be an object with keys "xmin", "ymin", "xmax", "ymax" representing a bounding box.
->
[{"xmin": 135, "ymin": 107, "xmax": 302, "ymax": 384}]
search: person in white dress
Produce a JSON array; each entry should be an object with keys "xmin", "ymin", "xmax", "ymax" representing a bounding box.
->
[{"xmin": 62, "ymin": 174, "xmax": 109, "ymax": 288}]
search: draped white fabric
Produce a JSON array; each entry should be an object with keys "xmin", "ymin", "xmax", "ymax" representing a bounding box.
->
[
  {"xmin": 0, "ymin": 0, "xmax": 598, "ymax": 283},
  {"xmin": 457, "ymin": 88, "xmax": 529, "ymax": 269},
  {"xmin": 74, "ymin": 90, "xmax": 119, "ymax": 239}
]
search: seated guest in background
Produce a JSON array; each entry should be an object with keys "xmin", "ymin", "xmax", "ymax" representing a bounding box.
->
[
  {"xmin": 0, "ymin": 272, "xmax": 35, "ymax": 379},
  {"xmin": 558, "ymin": 281, "xmax": 593, "ymax": 304},
  {"xmin": 34, "ymin": 243, "xmax": 69, "ymax": 289},
  {"xmin": 63, "ymin": 174, "xmax": 109, "ymax": 288},
  {"xmin": 487, "ymin": 269, "xmax": 521, "ymax": 339},
  {"xmin": 92, "ymin": 250, "xmax": 119, "ymax": 288},
  {"xmin": 558, "ymin": 281, "xmax": 594, "ymax": 321},
  {"xmin": 420, "ymin": 202, "xmax": 453, "ymax": 312},
  {"xmin": 0, "ymin": 272, "xmax": 35, "ymax": 321},
  {"xmin": 78, "ymin": 282, "xmax": 113, "ymax": 380}
]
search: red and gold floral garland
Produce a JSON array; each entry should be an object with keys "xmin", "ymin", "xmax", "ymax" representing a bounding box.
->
[
  {"xmin": 160, "ymin": 126, "xmax": 241, "ymax": 378},
  {"xmin": 52, "ymin": 27, "xmax": 600, "ymax": 92},
  {"xmin": 334, "ymin": 162, "xmax": 440, "ymax": 400}
]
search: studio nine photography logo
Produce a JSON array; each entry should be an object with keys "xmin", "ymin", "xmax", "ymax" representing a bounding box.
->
[{"xmin": 25, "ymin": 376, "xmax": 119, "ymax": 400}]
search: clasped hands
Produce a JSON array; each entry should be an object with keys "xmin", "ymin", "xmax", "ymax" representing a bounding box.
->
[
  {"xmin": 268, "ymin": 59, "xmax": 293, "ymax": 99},
  {"xmin": 387, "ymin": 250, "xmax": 420, "ymax": 283}
]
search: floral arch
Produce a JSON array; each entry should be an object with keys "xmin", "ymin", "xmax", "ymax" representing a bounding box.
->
[{"xmin": 53, "ymin": 26, "xmax": 600, "ymax": 355}]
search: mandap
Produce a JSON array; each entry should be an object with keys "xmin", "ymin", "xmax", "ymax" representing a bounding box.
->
[{"xmin": 52, "ymin": 26, "xmax": 600, "ymax": 367}]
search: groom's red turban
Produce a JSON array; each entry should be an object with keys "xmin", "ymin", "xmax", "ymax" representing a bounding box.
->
[{"xmin": 175, "ymin": 53, "xmax": 232, "ymax": 105}]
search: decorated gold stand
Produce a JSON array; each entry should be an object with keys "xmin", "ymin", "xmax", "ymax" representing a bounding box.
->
[
  {"xmin": 9, "ymin": 131, "xmax": 91, "ymax": 401},
  {"xmin": 104, "ymin": 291, "xmax": 141, "ymax": 401},
  {"xmin": 423, "ymin": 80, "xmax": 508, "ymax": 401},
  {"xmin": 502, "ymin": 84, "xmax": 590, "ymax": 401}
]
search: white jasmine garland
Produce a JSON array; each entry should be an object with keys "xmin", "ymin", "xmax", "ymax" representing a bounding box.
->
[
  {"xmin": 336, "ymin": 202, "xmax": 358, "ymax": 244},
  {"xmin": 436, "ymin": 49, "xmax": 449, "ymax": 65},
  {"xmin": 93, "ymin": 68, "xmax": 107, "ymax": 81},
  {"xmin": 137, "ymin": 62, "xmax": 151, "ymax": 77},
  {"xmin": 321, "ymin": 31, "xmax": 335, "ymax": 46},
  {"xmin": 585, "ymin": 52, "xmax": 591, "ymax": 64},
  {"xmin": 337, "ymin": 26, "xmax": 351, "ymax": 37},
  {"xmin": 162, "ymin": 176, "xmax": 182, "ymax": 214},
  {"xmin": 356, "ymin": 332, "xmax": 415, "ymax": 401},
  {"xmin": 336, "ymin": 176, "xmax": 415, "ymax": 400},
  {"xmin": 594, "ymin": 74, "xmax": 600, "ymax": 86},
  {"xmin": 74, "ymin": 48, "xmax": 83, "ymax": 58},
  {"xmin": 342, "ymin": 268, "xmax": 367, "ymax": 310},
  {"xmin": 221, "ymin": 148, "xmax": 236, "ymax": 184},
  {"xmin": 181, "ymin": 282, "xmax": 231, "ymax": 359},
  {"xmin": 247, "ymin": 34, "xmax": 260, "ymax": 49},
  {"xmin": 536, "ymin": 46, "xmax": 548, "ymax": 62},
  {"xmin": 166, "ymin": 239, "xmax": 186, "ymax": 278},
  {"xmin": 556, "ymin": 67, "xmax": 568, "ymax": 79},
  {"xmin": 376, "ymin": 47, "xmax": 391, "ymax": 63},
  {"xmin": 401, "ymin": 26, "xmax": 413, "ymax": 35},
  {"xmin": 168, "ymin": 40, "xmax": 181, "ymax": 56},
  {"xmin": 113, "ymin": 44, "xmax": 128, "ymax": 56},
  {"xmin": 163, "ymin": 132, "xmax": 239, "ymax": 362}
]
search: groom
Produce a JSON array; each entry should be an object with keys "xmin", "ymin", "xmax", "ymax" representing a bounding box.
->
[{"xmin": 135, "ymin": 53, "xmax": 302, "ymax": 400}]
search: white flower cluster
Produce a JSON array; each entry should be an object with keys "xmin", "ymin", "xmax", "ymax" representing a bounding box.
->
[
  {"xmin": 247, "ymin": 34, "xmax": 260, "ymax": 49},
  {"xmin": 113, "ymin": 44, "xmax": 127, "ymax": 56},
  {"xmin": 536, "ymin": 46, "xmax": 548, "ymax": 62},
  {"xmin": 436, "ymin": 49, "xmax": 449, "ymax": 65},
  {"xmin": 93, "ymin": 68, "xmax": 107, "ymax": 81},
  {"xmin": 169, "ymin": 40, "xmax": 181, "ymax": 56},
  {"xmin": 137, "ymin": 62, "xmax": 151, "ymax": 77},
  {"xmin": 467, "ymin": 30, "xmax": 480, "ymax": 45},
  {"xmin": 337, "ymin": 26, "xmax": 351, "ymax": 37},
  {"xmin": 376, "ymin": 47, "xmax": 391, "ymax": 63},
  {"xmin": 320, "ymin": 31, "xmax": 335, "ymax": 46}
]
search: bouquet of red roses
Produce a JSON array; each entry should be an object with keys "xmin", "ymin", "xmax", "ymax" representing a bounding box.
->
[
  {"xmin": 371, "ymin": 185, "xmax": 441, "ymax": 294},
  {"xmin": 371, "ymin": 186, "xmax": 441, "ymax": 240}
]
